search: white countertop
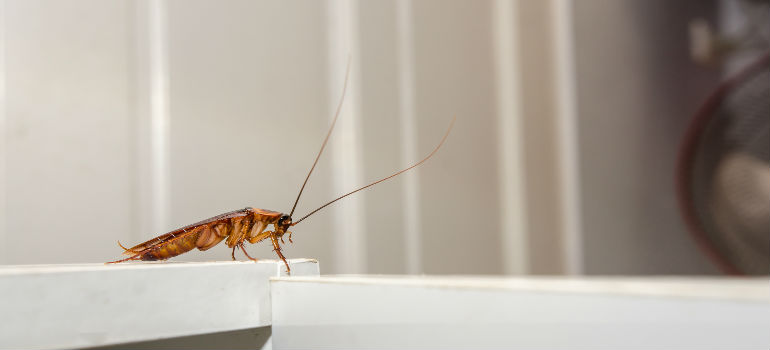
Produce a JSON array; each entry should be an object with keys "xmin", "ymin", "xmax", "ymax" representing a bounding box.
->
[
  {"xmin": 271, "ymin": 275, "xmax": 769, "ymax": 349},
  {"xmin": 0, "ymin": 259, "xmax": 319, "ymax": 350}
]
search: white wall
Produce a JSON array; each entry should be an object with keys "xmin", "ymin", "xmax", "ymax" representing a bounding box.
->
[
  {"xmin": 0, "ymin": 0, "xmax": 516, "ymax": 274},
  {"xmin": 0, "ymin": 0, "xmax": 722, "ymax": 275},
  {"xmin": 3, "ymin": 0, "xmax": 135, "ymax": 265}
]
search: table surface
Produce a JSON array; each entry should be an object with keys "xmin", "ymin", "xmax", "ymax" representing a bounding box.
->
[
  {"xmin": 0, "ymin": 259, "xmax": 319, "ymax": 350},
  {"xmin": 271, "ymin": 275, "xmax": 769, "ymax": 349},
  {"xmin": 2, "ymin": 264, "xmax": 767, "ymax": 350}
]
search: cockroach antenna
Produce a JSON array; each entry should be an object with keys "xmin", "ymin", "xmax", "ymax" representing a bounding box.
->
[
  {"xmin": 288, "ymin": 58, "xmax": 352, "ymax": 218},
  {"xmin": 292, "ymin": 116, "xmax": 455, "ymax": 226}
]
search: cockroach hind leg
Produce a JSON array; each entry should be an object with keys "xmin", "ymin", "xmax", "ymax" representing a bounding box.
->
[
  {"xmin": 106, "ymin": 254, "xmax": 141, "ymax": 264},
  {"xmin": 239, "ymin": 244, "xmax": 258, "ymax": 262}
]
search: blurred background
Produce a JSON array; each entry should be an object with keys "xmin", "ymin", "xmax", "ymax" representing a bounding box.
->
[{"xmin": 0, "ymin": 0, "xmax": 767, "ymax": 275}]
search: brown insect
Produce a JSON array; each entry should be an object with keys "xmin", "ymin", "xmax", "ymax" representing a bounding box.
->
[{"xmin": 108, "ymin": 64, "xmax": 454, "ymax": 274}]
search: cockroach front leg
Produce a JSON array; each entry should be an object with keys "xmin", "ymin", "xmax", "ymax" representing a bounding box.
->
[
  {"xmin": 270, "ymin": 234, "xmax": 291, "ymax": 274},
  {"xmin": 279, "ymin": 232, "xmax": 293, "ymax": 244},
  {"xmin": 279, "ymin": 231, "xmax": 293, "ymax": 244}
]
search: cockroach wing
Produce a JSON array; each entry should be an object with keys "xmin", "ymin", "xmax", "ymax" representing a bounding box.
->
[
  {"xmin": 121, "ymin": 208, "xmax": 253, "ymax": 255},
  {"xmin": 252, "ymin": 208, "xmax": 283, "ymax": 219}
]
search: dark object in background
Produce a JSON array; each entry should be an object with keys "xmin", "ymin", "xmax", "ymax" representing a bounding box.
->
[{"xmin": 677, "ymin": 52, "xmax": 769, "ymax": 274}]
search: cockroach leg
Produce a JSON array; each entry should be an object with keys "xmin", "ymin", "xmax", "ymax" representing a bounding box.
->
[
  {"xmin": 231, "ymin": 246, "xmax": 237, "ymax": 261},
  {"xmin": 275, "ymin": 249, "xmax": 290, "ymax": 274},
  {"xmin": 239, "ymin": 244, "xmax": 258, "ymax": 262},
  {"xmin": 270, "ymin": 235, "xmax": 291, "ymax": 274},
  {"xmin": 287, "ymin": 231, "xmax": 293, "ymax": 244},
  {"xmin": 106, "ymin": 254, "xmax": 141, "ymax": 264}
]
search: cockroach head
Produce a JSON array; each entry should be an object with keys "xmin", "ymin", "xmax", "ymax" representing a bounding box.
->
[{"xmin": 277, "ymin": 215, "xmax": 293, "ymax": 230}]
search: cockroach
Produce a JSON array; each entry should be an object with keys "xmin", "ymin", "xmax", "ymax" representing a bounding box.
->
[{"xmin": 108, "ymin": 64, "xmax": 454, "ymax": 274}]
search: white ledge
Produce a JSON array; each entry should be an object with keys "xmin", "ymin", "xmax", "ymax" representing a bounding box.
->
[
  {"xmin": 274, "ymin": 275, "xmax": 768, "ymax": 301},
  {"xmin": 270, "ymin": 276, "xmax": 769, "ymax": 349},
  {"xmin": 0, "ymin": 259, "xmax": 319, "ymax": 350}
]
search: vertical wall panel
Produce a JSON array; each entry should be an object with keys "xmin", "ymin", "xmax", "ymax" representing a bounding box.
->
[
  {"xmin": 0, "ymin": 0, "xmax": 7, "ymax": 263},
  {"xmin": 573, "ymin": 0, "xmax": 719, "ymax": 274},
  {"xmin": 412, "ymin": 0, "xmax": 504, "ymax": 274},
  {"xmin": 516, "ymin": 0, "xmax": 567, "ymax": 274},
  {"xmin": 358, "ymin": 1, "xmax": 407, "ymax": 274},
  {"xmin": 492, "ymin": 0, "xmax": 529, "ymax": 275},
  {"xmin": 551, "ymin": 0, "xmax": 583, "ymax": 274},
  {"xmin": 327, "ymin": 0, "xmax": 367, "ymax": 274},
  {"xmin": 4, "ymin": 0, "xmax": 134, "ymax": 263}
]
